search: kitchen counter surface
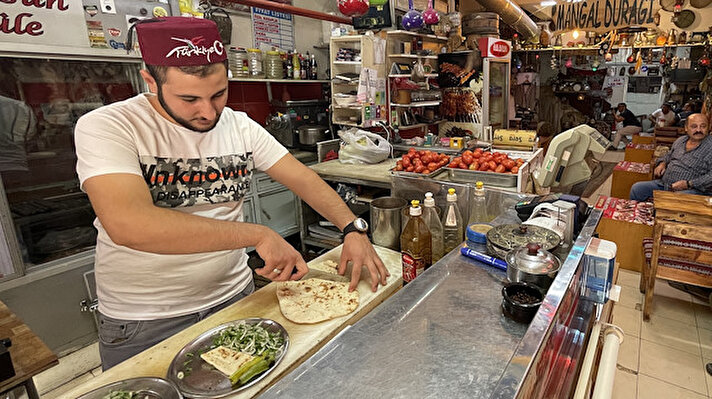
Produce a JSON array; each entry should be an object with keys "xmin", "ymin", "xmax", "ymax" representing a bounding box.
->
[
  {"xmin": 65, "ymin": 245, "xmax": 402, "ymax": 399},
  {"xmin": 309, "ymin": 159, "xmax": 396, "ymax": 189}
]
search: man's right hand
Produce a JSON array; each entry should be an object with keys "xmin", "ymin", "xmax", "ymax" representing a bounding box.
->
[
  {"xmin": 654, "ymin": 162, "xmax": 666, "ymax": 178},
  {"xmin": 254, "ymin": 228, "xmax": 308, "ymax": 282}
]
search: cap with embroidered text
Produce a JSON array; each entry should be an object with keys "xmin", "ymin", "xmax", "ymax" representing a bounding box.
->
[{"xmin": 134, "ymin": 17, "xmax": 227, "ymax": 66}]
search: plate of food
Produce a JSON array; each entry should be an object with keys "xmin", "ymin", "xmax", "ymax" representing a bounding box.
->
[
  {"xmin": 167, "ymin": 319, "xmax": 289, "ymax": 398},
  {"xmin": 76, "ymin": 377, "xmax": 182, "ymax": 399}
]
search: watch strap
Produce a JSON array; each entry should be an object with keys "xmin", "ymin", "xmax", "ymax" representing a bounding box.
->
[{"xmin": 342, "ymin": 221, "xmax": 364, "ymax": 236}]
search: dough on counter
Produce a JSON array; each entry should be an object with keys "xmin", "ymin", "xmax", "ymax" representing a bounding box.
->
[
  {"xmin": 309, "ymin": 259, "xmax": 339, "ymax": 274},
  {"xmin": 276, "ymin": 278, "xmax": 359, "ymax": 324},
  {"xmin": 200, "ymin": 346, "xmax": 254, "ymax": 376}
]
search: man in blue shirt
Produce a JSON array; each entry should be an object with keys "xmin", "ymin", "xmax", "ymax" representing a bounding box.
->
[{"xmin": 630, "ymin": 113, "xmax": 712, "ymax": 201}]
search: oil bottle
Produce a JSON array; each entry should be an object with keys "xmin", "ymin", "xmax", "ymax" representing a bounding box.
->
[
  {"xmin": 467, "ymin": 181, "xmax": 488, "ymax": 225},
  {"xmin": 422, "ymin": 192, "xmax": 444, "ymax": 262},
  {"xmin": 401, "ymin": 200, "xmax": 432, "ymax": 284},
  {"xmin": 442, "ymin": 188, "xmax": 463, "ymax": 254}
]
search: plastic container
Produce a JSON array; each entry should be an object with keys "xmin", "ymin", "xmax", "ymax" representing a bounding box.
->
[
  {"xmin": 423, "ymin": 192, "xmax": 444, "ymax": 263},
  {"xmin": 400, "ymin": 200, "xmax": 432, "ymax": 284},
  {"xmin": 441, "ymin": 188, "xmax": 464, "ymax": 254},
  {"xmin": 264, "ymin": 50, "xmax": 282, "ymax": 79},
  {"xmin": 228, "ymin": 47, "xmax": 249, "ymax": 78},
  {"xmin": 247, "ymin": 48, "xmax": 264, "ymax": 78},
  {"xmin": 468, "ymin": 181, "xmax": 488, "ymax": 225}
]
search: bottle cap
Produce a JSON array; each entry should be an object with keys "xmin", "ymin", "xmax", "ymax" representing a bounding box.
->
[
  {"xmin": 447, "ymin": 188, "xmax": 457, "ymax": 202},
  {"xmin": 476, "ymin": 181, "xmax": 484, "ymax": 189},
  {"xmin": 410, "ymin": 200, "xmax": 422, "ymax": 216},
  {"xmin": 424, "ymin": 192, "xmax": 435, "ymax": 207}
]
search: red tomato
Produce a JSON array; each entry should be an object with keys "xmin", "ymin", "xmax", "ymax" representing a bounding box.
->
[
  {"xmin": 503, "ymin": 159, "xmax": 515, "ymax": 170},
  {"xmin": 462, "ymin": 154, "xmax": 473, "ymax": 165},
  {"xmin": 415, "ymin": 165, "xmax": 425, "ymax": 173},
  {"xmin": 427, "ymin": 162, "xmax": 438, "ymax": 170},
  {"xmin": 474, "ymin": 147, "xmax": 483, "ymax": 154},
  {"xmin": 515, "ymin": 158, "xmax": 525, "ymax": 166},
  {"xmin": 453, "ymin": 156, "xmax": 462, "ymax": 163},
  {"xmin": 448, "ymin": 161, "xmax": 458, "ymax": 168},
  {"xmin": 395, "ymin": 165, "xmax": 404, "ymax": 171},
  {"xmin": 471, "ymin": 161, "xmax": 480, "ymax": 170},
  {"xmin": 423, "ymin": 169, "xmax": 432, "ymax": 174},
  {"xmin": 459, "ymin": 163, "xmax": 468, "ymax": 169},
  {"xmin": 402, "ymin": 157, "xmax": 412, "ymax": 168},
  {"xmin": 406, "ymin": 166, "xmax": 414, "ymax": 172},
  {"xmin": 462, "ymin": 150, "xmax": 473, "ymax": 158},
  {"xmin": 488, "ymin": 161, "xmax": 497, "ymax": 170},
  {"xmin": 511, "ymin": 166, "xmax": 519, "ymax": 173},
  {"xmin": 495, "ymin": 164, "xmax": 506, "ymax": 173},
  {"xmin": 396, "ymin": 160, "xmax": 403, "ymax": 167},
  {"xmin": 479, "ymin": 164, "xmax": 489, "ymax": 171},
  {"xmin": 472, "ymin": 152, "xmax": 482, "ymax": 159},
  {"xmin": 418, "ymin": 151, "xmax": 426, "ymax": 157}
]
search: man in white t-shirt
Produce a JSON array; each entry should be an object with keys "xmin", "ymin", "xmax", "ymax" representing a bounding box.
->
[
  {"xmin": 648, "ymin": 103, "xmax": 677, "ymax": 128},
  {"xmin": 75, "ymin": 17, "xmax": 389, "ymax": 370}
]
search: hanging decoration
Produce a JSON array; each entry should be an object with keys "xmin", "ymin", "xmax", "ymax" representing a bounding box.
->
[
  {"xmin": 401, "ymin": 0, "xmax": 424, "ymax": 30},
  {"xmin": 338, "ymin": 0, "xmax": 370, "ymax": 18},
  {"xmin": 423, "ymin": 0, "xmax": 439, "ymax": 25}
]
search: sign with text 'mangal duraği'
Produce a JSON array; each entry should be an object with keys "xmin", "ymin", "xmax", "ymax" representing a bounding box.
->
[{"xmin": 552, "ymin": 0, "xmax": 660, "ymax": 33}]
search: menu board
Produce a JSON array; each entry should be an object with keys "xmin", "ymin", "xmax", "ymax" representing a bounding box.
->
[{"xmin": 251, "ymin": 7, "xmax": 294, "ymax": 51}]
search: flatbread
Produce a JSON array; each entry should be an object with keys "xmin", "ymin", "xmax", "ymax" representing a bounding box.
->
[
  {"xmin": 309, "ymin": 259, "xmax": 339, "ymax": 274},
  {"xmin": 276, "ymin": 278, "xmax": 359, "ymax": 324},
  {"xmin": 200, "ymin": 346, "xmax": 254, "ymax": 376}
]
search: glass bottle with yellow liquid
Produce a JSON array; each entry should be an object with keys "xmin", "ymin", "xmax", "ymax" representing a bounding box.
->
[{"xmin": 401, "ymin": 200, "xmax": 432, "ymax": 284}]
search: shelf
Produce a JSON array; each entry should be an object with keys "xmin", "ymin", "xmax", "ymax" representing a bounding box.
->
[
  {"xmin": 333, "ymin": 61, "xmax": 362, "ymax": 65},
  {"xmin": 396, "ymin": 121, "xmax": 446, "ymax": 130},
  {"xmin": 330, "ymin": 35, "xmax": 364, "ymax": 42},
  {"xmin": 388, "ymin": 54, "xmax": 439, "ymax": 59},
  {"xmin": 386, "ymin": 30, "xmax": 448, "ymax": 42},
  {"xmin": 513, "ymin": 43, "xmax": 706, "ymax": 52},
  {"xmin": 229, "ymin": 78, "xmax": 330, "ymax": 83},
  {"xmin": 333, "ymin": 120, "xmax": 363, "ymax": 127},
  {"xmin": 390, "ymin": 100, "xmax": 441, "ymax": 107},
  {"xmin": 333, "ymin": 104, "xmax": 362, "ymax": 110},
  {"xmin": 389, "ymin": 73, "xmax": 438, "ymax": 78}
]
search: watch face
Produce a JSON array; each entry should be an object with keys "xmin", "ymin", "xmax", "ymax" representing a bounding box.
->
[{"xmin": 354, "ymin": 218, "xmax": 369, "ymax": 232}]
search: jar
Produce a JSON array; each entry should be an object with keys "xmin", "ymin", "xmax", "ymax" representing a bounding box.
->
[
  {"xmin": 247, "ymin": 48, "xmax": 264, "ymax": 78},
  {"xmin": 228, "ymin": 47, "xmax": 249, "ymax": 78},
  {"xmin": 264, "ymin": 50, "xmax": 282, "ymax": 79}
]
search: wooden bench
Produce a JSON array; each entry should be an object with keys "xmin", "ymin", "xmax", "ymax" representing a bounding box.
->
[{"xmin": 642, "ymin": 191, "xmax": 712, "ymax": 320}]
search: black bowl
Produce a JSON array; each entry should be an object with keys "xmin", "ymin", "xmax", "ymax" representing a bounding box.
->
[{"xmin": 501, "ymin": 282, "xmax": 544, "ymax": 324}]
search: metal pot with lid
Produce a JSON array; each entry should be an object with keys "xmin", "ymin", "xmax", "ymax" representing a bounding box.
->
[
  {"xmin": 298, "ymin": 125, "xmax": 331, "ymax": 146},
  {"xmin": 486, "ymin": 224, "xmax": 561, "ymax": 260},
  {"xmin": 506, "ymin": 243, "xmax": 561, "ymax": 290}
]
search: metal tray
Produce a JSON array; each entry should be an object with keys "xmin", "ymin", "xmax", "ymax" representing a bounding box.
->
[
  {"xmin": 77, "ymin": 377, "xmax": 182, "ymax": 399},
  {"xmin": 445, "ymin": 167, "xmax": 518, "ymax": 187},
  {"xmin": 390, "ymin": 166, "xmax": 447, "ymax": 178},
  {"xmin": 166, "ymin": 318, "xmax": 289, "ymax": 399}
]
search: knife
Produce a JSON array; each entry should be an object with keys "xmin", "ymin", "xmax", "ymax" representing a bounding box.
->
[{"xmin": 301, "ymin": 268, "xmax": 351, "ymax": 283}]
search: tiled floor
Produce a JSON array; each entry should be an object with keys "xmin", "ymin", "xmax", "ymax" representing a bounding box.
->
[{"xmin": 612, "ymin": 269, "xmax": 712, "ymax": 399}]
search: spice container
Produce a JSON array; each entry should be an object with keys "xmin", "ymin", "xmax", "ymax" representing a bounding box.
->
[
  {"xmin": 264, "ymin": 50, "xmax": 282, "ymax": 79},
  {"xmin": 247, "ymin": 48, "xmax": 264, "ymax": 78},
  {"xmin": 228, "ymin": 47, "xmax": 249, "ymax": 78}
]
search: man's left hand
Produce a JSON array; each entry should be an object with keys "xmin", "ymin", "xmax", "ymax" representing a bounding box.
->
[
  {"xmin": 671, "ymin": 180, "xmax": 689, "ymax": 191},
  {"xmin": 339, "ymin": 233, "xmax": 390, "ymax": 293}
]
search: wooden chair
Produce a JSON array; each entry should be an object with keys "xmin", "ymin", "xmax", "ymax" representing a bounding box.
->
[
  {"xmin": 653, "ymin": 127, "xmax": 685, "ymax": 148},
  {"xmin": 642, "ymin": 191, "xmax": 712, "ymax": 321}
]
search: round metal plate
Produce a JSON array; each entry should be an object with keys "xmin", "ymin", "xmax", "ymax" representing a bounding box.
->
[
  {"xmin": 166, "ymin": 318, "xmax": 289, "ymax": 399},
  {"xmin": 486, "ymin": 224, "xmax": 561, "ymax": 259},
  {"xmin": 674, "ymin": 10, "xmax": 695, "ymax": 29},
  {"xmin": 77, "ymin": 377, "xmax": 182, "ymax": 399}
]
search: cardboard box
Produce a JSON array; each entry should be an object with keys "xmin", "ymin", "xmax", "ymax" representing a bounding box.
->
[
  {"xmin": 594, "ymin": 196, "xmax": 654, "ymax": 272},
  {"xmin": 624, "ymin": 143, "xmax": 655, "ymax": 164},
  {"xmin": 611, "ymin": 161, "xmax": 652, "ymax": 199}
]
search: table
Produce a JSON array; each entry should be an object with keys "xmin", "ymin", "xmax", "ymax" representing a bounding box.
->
[
  {"xmin": 0, "ymin": 301, "xmax": 58, "ymax": 399},
  {"xmin": 308, "ymin": 159, "xmax": 396, "ymax": 189}
]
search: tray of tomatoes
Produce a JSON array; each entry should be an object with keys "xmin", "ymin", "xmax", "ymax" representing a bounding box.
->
[
  {"xmin": 392, "ymin": 148, "xmax": 452, "ymax": 176},
  {"xmin": 445, "ymin": 149, "xmax": 528, "ymax": 187}
]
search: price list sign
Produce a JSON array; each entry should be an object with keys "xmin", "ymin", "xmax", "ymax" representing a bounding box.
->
[{"xmin": 251, "ymin": 7, "xmax": 295, "ymax": 51}]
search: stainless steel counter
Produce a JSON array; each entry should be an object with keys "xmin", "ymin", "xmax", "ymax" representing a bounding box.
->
[{"xmin": 262, "ymin": 186, "xmax": 603, "ymax": 398}]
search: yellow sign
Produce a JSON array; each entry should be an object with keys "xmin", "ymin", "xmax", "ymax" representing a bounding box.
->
[{"xmin": 552, "ymin": 0, "xmax": 660, "ymax": 33}]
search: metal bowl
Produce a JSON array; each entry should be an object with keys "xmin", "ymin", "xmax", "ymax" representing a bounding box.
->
[
  {"xmin": 166, "ymin": 318, "xmax": 289, "ymax": 399},
  {"xmin": 486, "ymin": 224, "xmax": 561, "ymax": 260},
  {"xmin": 76, "ymin": 377, "xmax": 182, "ymax": 399}
]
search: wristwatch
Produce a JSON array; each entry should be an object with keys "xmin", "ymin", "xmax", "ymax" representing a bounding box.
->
[
  {"xmin": 688, "ymin": 180, "xmax": 693, "ymax": 189},
  {"xmin": 343, "ymin": 218, "xmax": 368, "ymax": 236}
]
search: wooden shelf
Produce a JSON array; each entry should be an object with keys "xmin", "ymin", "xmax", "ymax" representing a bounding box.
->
[
  {"xmin": 390, "ymin": 100, "xmax": 441, "ymax": 107},
  {"xmin": 388, "ymin": 54, "xmax": 438, "ymax": 59},
  {"xmin": 386, "ymin": 30, "xmax": 448, "ymax": 41},
  {"xmin": 513, "ymin": 43, "xmax": 706, "ymax": 52},
  {"xmin": 330, "ymin": 35, "xmax": 364, "ymax": 42},
  {"xmin": 389, "ymin": 73, "xmax": 438, "ymax": 78}
]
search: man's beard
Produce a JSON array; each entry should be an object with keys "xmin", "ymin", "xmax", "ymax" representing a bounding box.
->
[{"xmin": 157, "ymin": 86, "xmax": 221, "ymax": 133}]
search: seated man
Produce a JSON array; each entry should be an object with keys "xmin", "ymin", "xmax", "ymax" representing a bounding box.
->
[
  {"xmin": 677, "ymin": 102, "xmax": 694, "ymax": 127},
  {"xmin": 648, "ymin": 102, "xmax": 677, "ymax": 128},
  {"xmin": 630, "ymin": 113, "xmax": 712, "ymax": 201},
  {"xmin": 612, "ymin": 103, "xmax": 642, "ymax": 150}
]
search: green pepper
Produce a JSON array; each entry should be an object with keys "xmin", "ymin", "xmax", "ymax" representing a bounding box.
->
[
  {"xmin": 237, "ymin": 359, "xmax": 270, "ymax": 386},
  {"xmin": 229, "ymin": 355, "xmax": 264, "ymax": 385}
]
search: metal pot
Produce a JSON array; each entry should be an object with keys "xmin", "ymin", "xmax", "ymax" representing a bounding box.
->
[
  {"xmin": 298, "ymin": 125, "xmax": 330, "ymax": 146},
  {"xmin": 486, "ymin": 224, "xmax": 561, "ymax": 260},
  {"xmin": 505, "ymin": 242, "xmax": 561, "ymax": 290}
]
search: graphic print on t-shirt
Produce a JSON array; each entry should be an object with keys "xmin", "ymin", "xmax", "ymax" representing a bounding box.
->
[{"xmin": 140, "ymin": 153, "xmax": 254, "ymax": 207}]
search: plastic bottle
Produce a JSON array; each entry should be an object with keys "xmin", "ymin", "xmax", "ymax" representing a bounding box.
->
[
  {"xmin": 442, "ymin": 188, "xmax": 464, "ymax": 254},
  {"xmin": 468, "ymin": 181, "xmax": 488, "ymax": 225},
  {"xmin": 400, "ymin": 200, "xmax": 432, "ymax": 285},
  {"xmin": 422, "ymin": 192, "xmax": 444, "ymax": 263},
  {"xmin": 292, "ymin": 52, "xmax": 301, "ymax": 80}
]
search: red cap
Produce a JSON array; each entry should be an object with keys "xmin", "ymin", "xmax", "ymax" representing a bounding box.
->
[{"xmin": 135, "ymin": 17, "xmax": 227, "ymax": 66}]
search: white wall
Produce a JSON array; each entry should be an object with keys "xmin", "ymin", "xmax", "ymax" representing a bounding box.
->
[{"xmin": 227, "ymin": 0, "xmax": 336, "ymax": 79}]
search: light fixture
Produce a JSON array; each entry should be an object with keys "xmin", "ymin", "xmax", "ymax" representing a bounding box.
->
[
  {"xmin": 572, "ymin": 29, "xmax": 580, "ymax": 39},
  {"xmin": 540, "ymin": 0, "xmax": 556, "ymax": 5}
]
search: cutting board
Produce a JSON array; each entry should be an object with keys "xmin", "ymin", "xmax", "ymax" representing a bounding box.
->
[{"xmin": 65, "ymin": 245, "xmax": 402, "ymax": 399}]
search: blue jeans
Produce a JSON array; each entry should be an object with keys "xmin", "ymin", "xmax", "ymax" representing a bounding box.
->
[{"xmin": 629, "ymin": 180, "xmax": 704, "ymax": 201}]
